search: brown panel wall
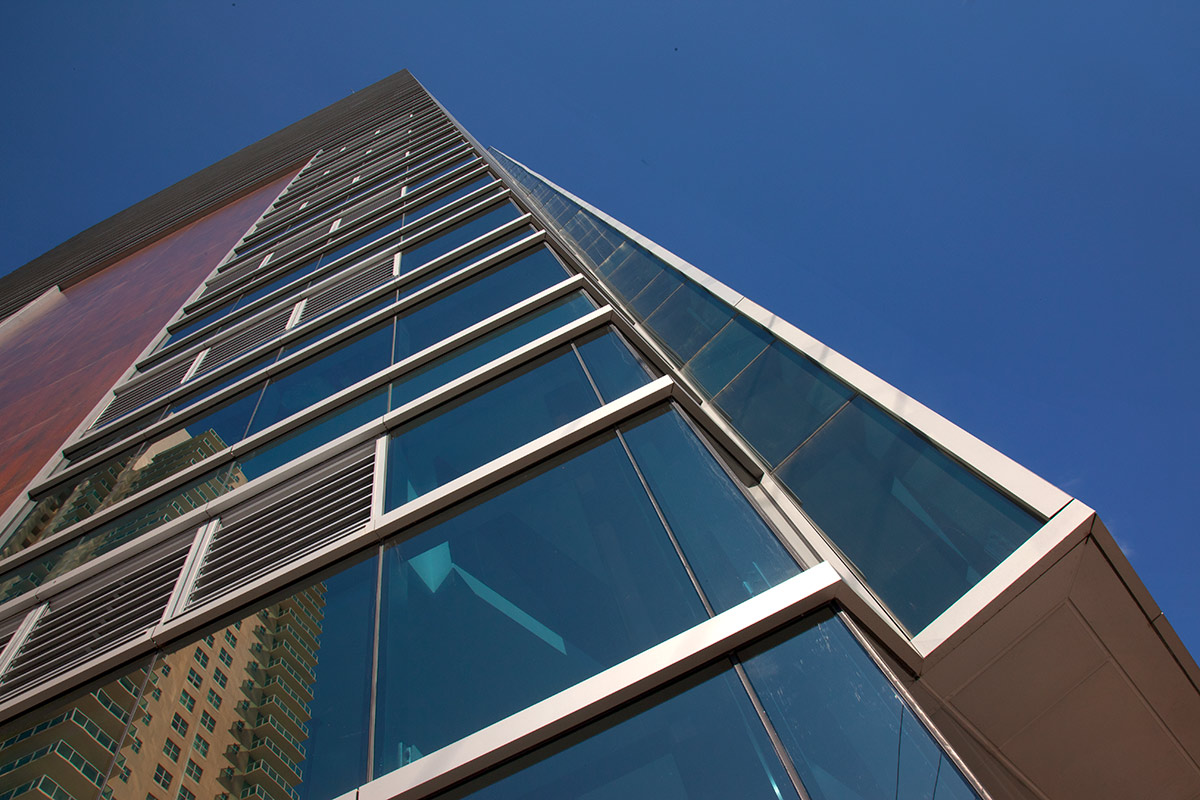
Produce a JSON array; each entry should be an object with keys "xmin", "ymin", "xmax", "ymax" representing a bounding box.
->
[{"xmin": 0, "ymin": 170, "xmax": 300, "ymax": 516}]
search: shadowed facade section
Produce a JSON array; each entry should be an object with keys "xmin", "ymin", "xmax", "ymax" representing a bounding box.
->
[{"xmin": 0, "ymin": 170, "xmax": 299, "ymax": 514}]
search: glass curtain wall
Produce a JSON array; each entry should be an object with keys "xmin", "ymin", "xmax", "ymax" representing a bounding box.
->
[{"xmin": 490, "ymin": 148, "xmax": 1045, "ymax": 634}]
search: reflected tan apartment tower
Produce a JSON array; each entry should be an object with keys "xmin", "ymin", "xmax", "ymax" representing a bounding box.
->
[{"xmin": 0, "ymin": 70, "xmax": 1195, "ymax": 800}]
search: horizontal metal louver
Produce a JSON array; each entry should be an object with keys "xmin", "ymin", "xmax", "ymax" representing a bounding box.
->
[
  {"xmin": 94, "ymin": 360, "xmax": 192, "ymax": 428},
  {"xmin": 0, "ymin": 539, "xmax": 188, "ymax": 700},
  {"xmin": 302, "ymin": 259, "xmax": 394, "ymax": 322},
  {"xmin": 188, "ymin": 445, "xmax": 373, "ymax": 609},
  {"xmin": 196, "ymin": 309, "xmax": 290, "ymax": 375}
]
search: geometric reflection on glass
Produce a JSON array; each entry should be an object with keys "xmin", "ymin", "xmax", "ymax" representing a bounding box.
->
[
  {"xmin": 775, "ymin": 398, "xmax": 1044, "ymax": 633},
  {"xmin": 740, "ymin": 608, "xmax": 981, "ymax": 800}
]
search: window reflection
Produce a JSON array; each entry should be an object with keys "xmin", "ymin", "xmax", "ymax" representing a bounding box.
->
[{"xmin": 376, "ymin": 430, "xmax": 707, "ymax": 774}]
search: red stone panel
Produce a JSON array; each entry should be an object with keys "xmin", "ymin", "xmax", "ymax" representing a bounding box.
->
[{"xmin": 0, "ymin": 170, "xmax": 301, "ymax": 515}]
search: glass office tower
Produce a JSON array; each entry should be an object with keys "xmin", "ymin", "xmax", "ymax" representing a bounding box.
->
[{"xmin": 0, "ymin": 71, "xmax": 1195, "ymax": 800}]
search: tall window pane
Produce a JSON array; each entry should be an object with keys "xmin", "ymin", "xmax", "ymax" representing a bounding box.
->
[
  {"xmin": 374, "ymin": 433, "xmax": 707, "ymax": 774},
  {"xmin": 740, "ymin": 610, "xmax": 980, "ymax": 800}
]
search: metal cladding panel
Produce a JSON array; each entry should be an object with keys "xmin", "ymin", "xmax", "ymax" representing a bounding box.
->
[
  {"xmin": 0, "ymin": 539, "xmax": 189, "ymax": 700},
  {"xmin": 188, "ymin": 444, "xmax": 374, "ymax": 609}
]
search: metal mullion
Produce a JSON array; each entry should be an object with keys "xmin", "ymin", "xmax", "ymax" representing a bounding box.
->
[
  {"xmin": 0, "ymin": 604, "xmax": 47, "ymax": 681},
  {"xmin": 280, "ymin": 129, "xmax": 440, "ymax": 219},
  {"xmin": 613, "ymin": 426, "xmax": 718, "ymax": 618},
  {"xmin": 728, "ymin": 658, "xmax": 814, "ymax": 800},
  {"xmin": 256, "ymin": 127, "xmax": 459, "ymax": 241},
  {"xmin": 401, "ymin": 148, "xmax": 477, "ymax": 195},
  {"xmin": 355, "ymin": 556, "xmax": 841, "ymax": 800},
  {"xmin": 295, "ymin": 106, "xmax": 441, "ymax": 186},
  {"xmin": 161, "ymin": 521, "xmax": 221, "ymax": 623},
  {"xmin": 57, "ymin": 237, "xmax": 559, "ymax": 489},
  {"xmin": 4, "ymin": 456, "xmax": 223, "ymax": 576},
  {"xmin": 835, "ymin": 609, "xmax": 996, "ymax": 800},
  {"xmin": 371, "ymin": 436, "xmax": 389, "ymax": 527},
  {"xmin": 184, "ymin": 156, "xmax": 484, "ymax": 319},
  {"xmin": 286, "ymin": 120, "xmax": 457, "ymax": 209}
]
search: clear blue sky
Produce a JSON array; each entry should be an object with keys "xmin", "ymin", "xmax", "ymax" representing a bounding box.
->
[{"xmin": 2, "ymin": 1, "xmax": 1197, "ymax": 653}]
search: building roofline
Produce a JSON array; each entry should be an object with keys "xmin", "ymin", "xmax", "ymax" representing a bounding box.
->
[{"xmin": 0, "ymin": 69, "xmax": 422, "ymax": 322}]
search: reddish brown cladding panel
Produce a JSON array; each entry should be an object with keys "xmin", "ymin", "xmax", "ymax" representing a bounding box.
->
[{"xmin": 0, "ymin": 169, "xmax": 300, "ymax": 515}]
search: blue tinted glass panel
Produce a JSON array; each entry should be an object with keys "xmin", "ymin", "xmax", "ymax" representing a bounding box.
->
[
  {"xmin": 374, "ymin": 433, "xmax": 707, "ymax": 773},
  {"xmin": 318, "ymin": 214, "xmax": 406, "ymax": 268},
  {"xmin": 233, "ymin": 257, "xmax": 323, "ymax": 310},
  {"xmin": 392, "ymin": 247, "xmax": 568, "ymax": 363},
  {"xmin": 389, "ymin": 293, "xmax": 596, "ymax": 411},
  {"xmin": 397, "ymin": 202, "xmax": 520, "ymax": 274},
  {"xmin": 621, "ymin": 408, "xmax": 800, "ymax": 613},
  {"xmin": 234, "ymin": 387, "xmax": 388, "ymax": 482},
  {"xmin": 684, "ymin": 316, "xmax": 772, "ymax": 398},
  {"xmin": 158, "ymin": 555, "xmax": 378, "ymax": 800},
  {"xmin": 604, "ymin": 245, "xmax": 661, "ymax": 302},
  {"xmin": 408, "ymin": 155, "xmax": 472, "ymax": 192},
  {"xmin": 281, "ymin": 294, "xmax": 396, "ymax": 358},
  {"xmin": 396, "ymin": 226, "xmax": 534, "ymax": 297},
  {"xmin": 16, "ymin": 384, "xmax": 265, "ymax": 550},
  {"xmin": 165, "ymin": 299, "xmax": 237, "ymax": 344},
  {"xmin": 574, "ymin": 330, "xmax": 652, "ymax": 403},
  {"xmin": 446, "ymin": 664, "xmax": 798, "ymax": 800},
  {"xmin": 248, "ymin": 321, "xmax": 394, "ymax": 437},
  {"xmin": 403, "ymin": 176, "xmax": 491, "ymax": 226},
  {"xmin": 173, "ymin": 353, "xmax": 276, "ymax": 413},
  {"xmin": 0, "ymin": 446, "xmax": 145, "ymax": 558},
  {"xmin": 714, "ymin": 341, "xmax": 853, "ymax": 467},
  {"xmin": 741, "ymin": 611, "xmax": 980, "ymax": 800},
  {"xmin": 643, "ymin": 280, "xmax": 736, "ymax": 363},
  {"xmin": 629, "ymin": 270, "xmax": 683, "ymax": 318},
  {"xmin": 384, "ymin": 348, "xmax": 600, "ymax": 509},
  {"xmin": 775, "ymin": 397, "xmax": 1043, "ymax": 632}
]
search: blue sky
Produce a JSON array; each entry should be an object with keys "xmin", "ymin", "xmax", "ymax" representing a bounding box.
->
[{"xmin": 2, "ymin": 1, "xmax": 1198, "ymax": 652}]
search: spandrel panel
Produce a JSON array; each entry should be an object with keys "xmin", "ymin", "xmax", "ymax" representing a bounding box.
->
[
  {"xmin": 147, "ymin": 556, "xmax": 378, "ymax": 800},
  {"xmin": 739, "ymin": 610, "xmax": 981, "ymax": 800},
  {"xmin": 0, "ymin": 660, "xmax": 151, "ymax": 800},
  {"xmin": 775, "ymin": 397, "xmax": 1043, "ymax": 633},
  {"xmin": 388, "ymin": 292, "xmax": 597, "ymax": 411},
  {"xmin": 375, "ymin": 432, "xmax": 707, "ymax": 775},
  {"xmin": 620, "ymin": 408, "xmax": 800, "ymax": 613},
  {"xmin": 439, "ymin": 664, "xmax": 798, "ymax": 800},
  {"xmin": 713, "ymin": 341, "xmax": 854, "ymax": 467}
]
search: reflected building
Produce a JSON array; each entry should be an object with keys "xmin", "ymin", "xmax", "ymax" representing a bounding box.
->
[{"xmin": 0, "ymin": 70, "xmax": 1196, "ymax": 800}]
